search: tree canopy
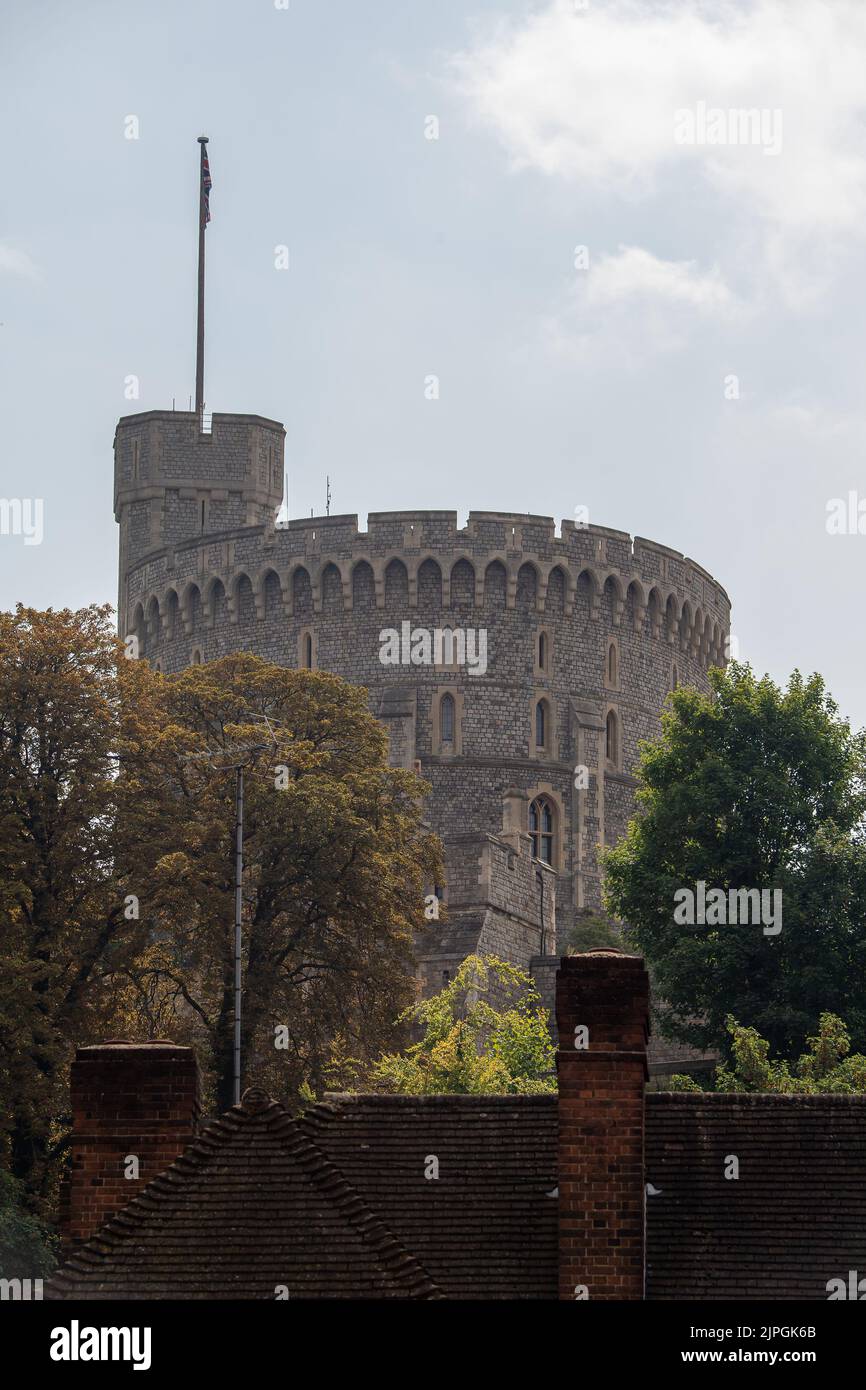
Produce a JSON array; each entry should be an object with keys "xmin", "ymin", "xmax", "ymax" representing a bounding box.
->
[
  {"xmin": 669, "ymin": 1013, "xmax": 866, "ymax": 1094},
  {"xmin": 0, "ymin": 605, "xmax": 441, "ymax": 1212},
  {"xmin": 604, "ymin": 663, "xmax": 866, "ymax": 1061},
  {"xmin": 0, "ymin": 604, "xmax": 156, "ymax": 1208},
  {"xmin": 566, "ymin": 912, "xmax": 623, "ymax": 953},
  {"xmin": 369, "ymin": 954, "xmax": 556, "ymax": 1095}
]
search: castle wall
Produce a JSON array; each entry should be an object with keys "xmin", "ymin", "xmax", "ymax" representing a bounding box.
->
[
  {"xmin": 115, "ymin": 414, "xmax": 731, "ymax": 960},
  {"xmin": 417, "ymin": 831, "xmax": 556, "ymax": 998}
]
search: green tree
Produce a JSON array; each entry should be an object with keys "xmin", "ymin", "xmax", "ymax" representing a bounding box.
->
[
  {"xmin": 566, "ymin": 911, "xmax": 623, "ymax": 953},
  {"xmin": 0, "ymin": 610, "xmax": 441, "ymax": 1212},
  {"xmin": 370, "ymin": 955, "xmax": 556, "ymax": 1095},
  {"xmin": 604, "ymin": 663, "xmax": 866, "ymax": 1061},
  {"xmin": 126, "ymin": 651, "xmax": 442, "ymax": 1111},
  {"xmin": 669, "ymin": 1013, "xmax": 866, "ymax": 1094},
  {"xmin": 0, "ymin": 605, "xmax": 159, "ymax": 1208},
  {"xmin": 0, "ymin": 1171, "xmax": 57, "ymax": 1279}
]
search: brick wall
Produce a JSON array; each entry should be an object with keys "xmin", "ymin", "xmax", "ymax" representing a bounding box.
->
[
  {"xmin": 60, "ymin": 1041, "xmax": 201, "ymax": 1250},
  {"xmin": 555, "ymin": 949, "xmax": 649, "ymax": 1300}
]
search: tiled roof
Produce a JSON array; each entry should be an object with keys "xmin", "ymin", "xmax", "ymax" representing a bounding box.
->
[
  {"xmin": 48, "ymin": 1087, "xmax": 866, "ymax": 1300},
  {"xmin": 47, "ymin": 1090, "xmax": 438, "ymax": 1300},
  {"xmin": 646, "ymin": 1093, "xmax": 866, "ymax": 1300},
  {"xmin": 302, "ymin": 1094, "xmax": 559, "ymax": 1299}
]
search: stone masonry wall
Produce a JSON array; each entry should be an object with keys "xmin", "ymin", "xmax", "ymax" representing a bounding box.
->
[{"xmin": 115, "ymin": 412, "xmax": 731, "ymax": 956}]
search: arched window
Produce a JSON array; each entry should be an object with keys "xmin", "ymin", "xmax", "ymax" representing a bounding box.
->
[
  {"xmin": 191, "ymin": 648, "xmax": 202, "ymax": 666},
  {"xmin": 303, "ymin": 632, "xmax": 313, "ymax": 669},
  {"xmin": 606, "ymin": 709, "xmax": 619, "ymax": 765},
  {"xmin": 607, "ymin": 642, "xmax": 617, "ymax": 687},
  {"xmin": 440, "ymin": 693, "xmax": 455, "ymax": 744},
  {"xmin": 529, "ymin": 796, "xmax": 554, "ymax": 866},
  {"xmin": 535, "ymin": 699, "xmax": 548, "ymax": 750},
  {"xmin": 671, "ymin": 662, "xmax": 679, "ymax": 691},
  {"xmin": 538, "ymin": 632, "xmax": 546, "ymax": 669}
]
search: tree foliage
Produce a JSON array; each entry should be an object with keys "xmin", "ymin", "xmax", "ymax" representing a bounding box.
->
[
  {"xmin": 604, "ymin": 663, "xmax": 866, "ymax": 1061},
  {"xmin": 0, "ymin": 1171, "xmax": 57, "ymax": 1279},
  {"xmin": 566, "ymin": 912, "xmax": 623, "ymax": 953},
  {"xmin": 669, "ymin": 1013, "xmax": 866, "ymax": 1094},
  {"xmin": 0, "ymin": 605, "xmax": 441, "ymax": 1212},
  {"xmin": 0, "ymin": 604, "xmax": 158, "ymax": 1206},
  {"xmin": 369, "ymin": 955, "xmax": 556, "ymax": 1095},
  {"xmin": 124, "ymin": 648, "xmax": 442, "ymax": 1111}
]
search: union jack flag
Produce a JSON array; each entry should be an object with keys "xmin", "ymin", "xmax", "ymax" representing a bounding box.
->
[{"xmin": 201, "ymin": 148, "xmax": 212, "ymax": 224}]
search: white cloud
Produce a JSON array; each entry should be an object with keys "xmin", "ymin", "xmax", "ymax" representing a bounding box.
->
[
  {"xmin": 585, "ymin": 245, "xmax": 736, "ymax": 314},
  {"xmin": 537, "ymin": 245, "xmax": 741, "ymax": 367},
  {"xmin": 451, "ymin": 0, "xmax": 866, "ymax": 303},
  {"xmin": 0, "ymin": 243, "xmax": 39, "ymax": 279},
  {"xmin": 768, "ymin": 399, "xmax": 866, "ymax": 446}
]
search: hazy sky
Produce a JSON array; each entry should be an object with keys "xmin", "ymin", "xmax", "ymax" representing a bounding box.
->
[{"xmin": 1, "ymin": 0, "xmax": 864, "ymax": 727}]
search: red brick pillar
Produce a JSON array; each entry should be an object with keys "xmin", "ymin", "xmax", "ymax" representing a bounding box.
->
[
  {"xmin": 556, "ymin": 949, "xmax": 649, "ymax": 1300},
  {"xmin": 61, "ymin": 1040, "xmax": 201, "ymax": 1249}
]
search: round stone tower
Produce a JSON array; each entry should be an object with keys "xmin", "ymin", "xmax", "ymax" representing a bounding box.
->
[{"xmin": 115, "ymin": 410, "xmax": 731, "ymax": 989}]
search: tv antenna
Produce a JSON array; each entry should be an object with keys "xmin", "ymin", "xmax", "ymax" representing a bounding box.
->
[{"xmin": 185, "ymin": 712, "xmax": 282, "ymax": 1104}]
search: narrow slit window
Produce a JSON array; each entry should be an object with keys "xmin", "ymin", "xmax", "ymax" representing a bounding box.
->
[
  {"xmin": 606, "ymin": 710, "xmax": 618, "ymax": 765},
  {"xmin": 440, "ymin": 693, "xmax": 455, "ymax": 744}
]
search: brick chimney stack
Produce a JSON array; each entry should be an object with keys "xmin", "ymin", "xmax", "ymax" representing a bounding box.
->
[
  {"xmin": 556, "ymin": 949, "xmax": 650, "ymax": 1300},
  {"xmin": 61, "ymin": 1040, "xmax": 201, "ymax": 1250}
]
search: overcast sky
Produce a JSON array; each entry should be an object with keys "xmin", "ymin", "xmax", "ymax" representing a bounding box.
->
[{"xmin": 1, "ymin": 0, "xmax": 864, "ymax": 728}]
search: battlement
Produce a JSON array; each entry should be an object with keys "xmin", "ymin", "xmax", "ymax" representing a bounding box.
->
[
  {"xmin": 271, "ymin": 510, "xmax": 728, "ymax": 602},
  {"xmin": 281, "ymin": 508, "xmax": 704, "ymax": 561},
  {"xmin": 123, "ymin": 503, "xmax": 730, "ymax": 664}
]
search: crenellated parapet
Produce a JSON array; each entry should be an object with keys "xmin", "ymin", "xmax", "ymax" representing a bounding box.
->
[{"xmin": 122, "ymin": 509, "xmax": 730, "ymax": 668}]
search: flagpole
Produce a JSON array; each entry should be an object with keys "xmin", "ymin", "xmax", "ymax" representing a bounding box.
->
[{"xmin": 195, "ymin": 135, "xmax": 209, "ymax": 416}]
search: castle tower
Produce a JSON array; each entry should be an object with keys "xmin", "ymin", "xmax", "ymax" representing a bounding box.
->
[
  {"xmin": 114, "ymin": 410, "xmax": 284, "ymax": 650},
  {"xmin": 114, "ymin": 139, "xmax": 731, "ymax": 1001},
  {"xmin": 117, "ymin": 503, "xmax": 731, "ymax": 980}
]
